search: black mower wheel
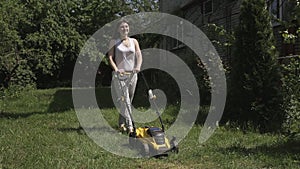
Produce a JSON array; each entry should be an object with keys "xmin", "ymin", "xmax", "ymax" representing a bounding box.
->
[
  {"xmin": 170, "ymin": 137, "xmax": 179, "ymax": 154},
  {"xmin": 173, "ymin": 146, "xmax": 179, "ymax": 154}
]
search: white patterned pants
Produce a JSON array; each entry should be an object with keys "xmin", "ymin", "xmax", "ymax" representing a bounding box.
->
[{"xmin": 112, "ymin": 72, "xmax": 137, "ymax": 129}]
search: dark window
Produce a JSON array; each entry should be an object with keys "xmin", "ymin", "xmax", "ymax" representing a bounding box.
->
[
  {"xmin": 268, "ymin": 0, "xmax": 282, "ymax": 26},
  {"xmin": 204, "ymin": 0, "xmax": 213, "ymax": 15}
]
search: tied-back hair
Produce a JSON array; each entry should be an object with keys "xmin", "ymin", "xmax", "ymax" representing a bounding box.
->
[
  {"xmin": 112, "ymin": 18, "xmax": 130, "ymax": 39},
  {"xmin": 110, "ymin": 19, "xmax": 130, "ymax": 60}
]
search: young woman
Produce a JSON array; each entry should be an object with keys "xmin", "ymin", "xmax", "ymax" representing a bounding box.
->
[{"xmin": 108, "ymin": 19, "xmax": 143, "ymax": 133}]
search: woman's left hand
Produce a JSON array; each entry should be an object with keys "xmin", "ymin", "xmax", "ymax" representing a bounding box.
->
[{"xmin": 133, "ymin": 68, "xmax": 140, "ymax": 73}]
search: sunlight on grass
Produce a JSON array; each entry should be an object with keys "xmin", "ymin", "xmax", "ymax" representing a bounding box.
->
[{"xmin": 0, "ymin": 88, "xmax": 299, "ymax": 168}]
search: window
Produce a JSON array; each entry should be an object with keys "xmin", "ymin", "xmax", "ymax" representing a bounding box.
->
[
  {"xmin": 170, "ymin": 20, "xmax": 185, "ymax": 50},
  {"xmin": 204, "ymin": 0, "xmax": 213, "ymax": 15},
  {"xmin": 269, "ymin": 0, "xmax": 282, "ymax": 25}
]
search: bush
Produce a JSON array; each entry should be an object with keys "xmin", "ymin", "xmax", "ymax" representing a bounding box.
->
[
  {"xmin": 281, "ymin": 57, "xmax": 300, "ymax": 136},
  {"xmin": 0, "ymin": 84, "xmax": 36, "ymax": 100},
  {"xmin": 226, "ymin": 0, "xmax": 284, "ymax": 132}
]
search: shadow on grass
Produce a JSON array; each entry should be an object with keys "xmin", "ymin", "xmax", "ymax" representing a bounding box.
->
[
  {"xmin": 218, "ymin": 138, "xmax": 300, "ymax": 160},
  {"xmin": 48, "ymin": 87, "xmax": 116, "ymax": 112},
  {"xmin": 0, "ymin": 88, "xmax": 114, "ymax": 119},
  {"xmin": 57, "ymin": 126, "xmax": 85, "ymax": 135},
  {"xmin": 0, "ymin": 111, "xmax": 46, "ymax": 119},
  {"xmin": 56, "ymin": 126, "xmax": 118, "ymax": 135},
  {"xmin": 49, "ymin": 87, "xmax": 150, "ymax": 112}
]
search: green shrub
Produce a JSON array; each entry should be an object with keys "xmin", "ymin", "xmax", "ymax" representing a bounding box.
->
[
  {"xmin": 0, "ymin": 84, "xmax": 36, "ymax": 100},
  {"xmin": 226, "ymin": 0, "xmax": 284, "ymax": 132},
  {"xmin": 281, "ymin": 57, "xmax": 300, "ymax": 136}
]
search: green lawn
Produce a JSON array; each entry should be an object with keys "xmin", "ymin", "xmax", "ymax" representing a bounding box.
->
[{"xmin": 0, "ymin": 88, "xmax": 299, "ymax": 169}]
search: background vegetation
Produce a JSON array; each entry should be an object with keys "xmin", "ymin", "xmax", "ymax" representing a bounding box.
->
[
  {"xmin": 0, "ymin": 0, "xmax": 299, "ymax": 168},
  {"xmin": 0, "ymin": 0, "xmax": 159, "ymax": 89},
  {"xmin": 226, "ymin": 0, "xmax": 284, "ymax": 132}
]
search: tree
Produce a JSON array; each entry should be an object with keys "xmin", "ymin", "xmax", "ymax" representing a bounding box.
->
[
  {"xmin": 0, "ymin": 0, "xmax": 86, "ymax": 88},
  {"xmin": 0, "ymin": 0, "xmax": 35, "ymax": 89},
  {"xmin": 21, "ymin": 0, "xmax": 86, "ymax": 87},
  {"xmin": 226, "ymin": 0, "xmax": 284, "ymax": 132},
  {"xmin": 0, "ymin": 0, "xmax": 159, "ymax": 89}
]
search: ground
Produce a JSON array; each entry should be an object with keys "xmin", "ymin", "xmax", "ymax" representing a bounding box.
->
[{"xmin": 0, "ymin": 88, "xmax": 299, "ymax": 169}]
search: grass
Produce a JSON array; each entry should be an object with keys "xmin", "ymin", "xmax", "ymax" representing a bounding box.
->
[{"xmin": 0, "ymin": 88, "xmax": 299, "ymax": 169}]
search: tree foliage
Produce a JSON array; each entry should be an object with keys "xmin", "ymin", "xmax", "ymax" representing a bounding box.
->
[
  {"xmin": 226, "ymin": 0, "xmax": 284, "ymax": 132},
  {"xmin": 0, "ymin": 0, "xmax": 159, "ymax": 89},
  {"xmin": 281, "ymin": 57, "xmax": 300, "ymax": 136},
  {"xmin": 0, "ymin": 0, "xmax": 34, "ymax": 89}
]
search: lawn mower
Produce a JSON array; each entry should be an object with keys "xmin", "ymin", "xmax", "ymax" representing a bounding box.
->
[{"xmin": 116, "ymin": 71, "xmax": 179, "ymax": 157}]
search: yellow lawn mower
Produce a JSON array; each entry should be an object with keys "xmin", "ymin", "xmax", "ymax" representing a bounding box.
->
[
  {"xmin": 116, "ymin": 71, "xmax": 179, "ymax": 157},
  {"xmin": 125, "ymin": 73, "xmax": 178, "ymax": 157},
  {"xmin": 129, "ymin": 121, "xmax": 179, "ymax": 157},
  {"xmin": 128, "ymin": 89, "xmax": 179, "ymax": 157}
]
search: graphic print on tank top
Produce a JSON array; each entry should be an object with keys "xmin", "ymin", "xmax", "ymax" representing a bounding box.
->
[{"xmin": 114, "ymin": 38, "xmax": 136, "ymax": 71}]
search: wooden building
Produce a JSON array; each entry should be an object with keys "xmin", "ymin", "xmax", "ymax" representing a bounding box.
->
[{"xmin": 159, "ymin": 0, "xmax": 299, "ymax": 61}]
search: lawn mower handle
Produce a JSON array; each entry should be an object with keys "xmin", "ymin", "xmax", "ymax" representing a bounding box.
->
[{"xmin": 148, "ymin": 89, "xmax": 165, "ymax": 132}]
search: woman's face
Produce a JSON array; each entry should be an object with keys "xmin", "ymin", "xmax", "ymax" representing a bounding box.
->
[{"xmin": 118, "ymin": 22, "xmax": 129, "ymax": 37}]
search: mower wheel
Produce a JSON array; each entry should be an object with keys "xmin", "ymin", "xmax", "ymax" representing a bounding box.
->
[
  {"xmin": 170, "ymin": 137, "xmax": 179, "ymax": 154},
  {"xmin": 173, "ymin": 146, "xmax": 179, "ymax": 154}
]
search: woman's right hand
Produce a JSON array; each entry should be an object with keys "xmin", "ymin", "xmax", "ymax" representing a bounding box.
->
[{"xmin": 115, "ymin": 69, "xmax": 125, "ymax": 74}]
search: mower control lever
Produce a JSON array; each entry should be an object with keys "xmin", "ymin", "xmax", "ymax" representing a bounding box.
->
[{"xmin": 148, "ymin": 89, "xmax": 156, "ymax": 100}]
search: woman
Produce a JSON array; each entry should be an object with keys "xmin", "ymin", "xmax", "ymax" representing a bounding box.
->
[{"xmin": 108, "ymin": 19, "xmax": 143, "ymax": 133}]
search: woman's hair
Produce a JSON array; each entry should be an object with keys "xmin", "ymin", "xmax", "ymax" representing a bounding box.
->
[{"xmin": 113, "ymin": 19, "xmax": 130, "ymax": 39}]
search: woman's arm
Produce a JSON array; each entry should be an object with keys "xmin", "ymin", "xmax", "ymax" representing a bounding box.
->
[
  {"xmin": 108, "ymin": 39, "xmax": 119, "ymax": 72},
  {"xmin": 133, "ymin": 38, "xmax": 143, "ymax": 72}
]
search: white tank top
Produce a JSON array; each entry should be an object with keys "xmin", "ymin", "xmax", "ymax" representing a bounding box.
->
[{"xmin": 114, "ymin": 38, "xmax": 136, "ymax": 71}]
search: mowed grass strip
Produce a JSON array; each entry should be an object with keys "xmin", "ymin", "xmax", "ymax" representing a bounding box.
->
[{"xmin": 0, "ymin": 88, "xmax": 299, "ymax": 169}]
